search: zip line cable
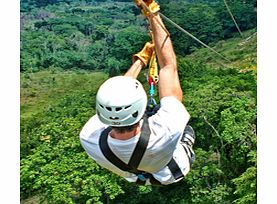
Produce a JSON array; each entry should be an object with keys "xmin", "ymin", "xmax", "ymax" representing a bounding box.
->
[
  {"xmin": 223, "ymin": 0, "xmax": 243, "ymax": 38},
  {"xmin": 137, "ymin": 0, "xmax": 231, "ymax": 64},
  {"xmin": 159, "ymin": 13, "xmax": 232, "ymax": 63}
]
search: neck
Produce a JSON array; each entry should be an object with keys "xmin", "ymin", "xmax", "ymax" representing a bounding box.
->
[{"xmin": 110, "ymin": 125, "xmax": 141, "ymax": 140}]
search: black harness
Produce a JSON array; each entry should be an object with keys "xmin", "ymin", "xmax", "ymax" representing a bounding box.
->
[{"xmin": 99, "ymin": 107, "xmax": 184, "ymax": 186}]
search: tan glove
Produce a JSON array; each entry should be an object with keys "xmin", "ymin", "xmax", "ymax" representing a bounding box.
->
[
  {"xmin": 133, "ymin": 0, "xmax": 160, "ymax": 16},
  {"xmin": 133, "ymin": 42, "xmax": 154, "ymax": 67}
]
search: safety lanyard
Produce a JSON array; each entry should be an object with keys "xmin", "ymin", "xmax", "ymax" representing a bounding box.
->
[{"xmin": 147, "ymin": 31, "xmax": 159, "ymax": 111}]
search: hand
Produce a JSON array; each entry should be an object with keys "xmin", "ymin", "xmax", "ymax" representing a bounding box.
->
[
  {"xmin": 133, "ymin": 0, "xmax": 160, "ymax": 16},
  {"xmin": 133, "ymin": 42, "xmax": 155, "ymax": 67}
]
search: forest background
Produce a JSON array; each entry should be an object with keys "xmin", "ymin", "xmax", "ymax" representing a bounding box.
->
[{"xmin": 2, "ymin": 0, "xmax": 276, "ymax": 203}]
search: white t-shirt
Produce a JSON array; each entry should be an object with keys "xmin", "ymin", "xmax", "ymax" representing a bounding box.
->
[{"xmin": 80, "ymin": 96, "xmax": 191, "ymax": 185}]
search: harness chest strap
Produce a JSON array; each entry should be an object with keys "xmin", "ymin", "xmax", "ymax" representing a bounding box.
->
[{"xmin": 99, "ymin": 115, "xmax": 184, "ymax": 185}]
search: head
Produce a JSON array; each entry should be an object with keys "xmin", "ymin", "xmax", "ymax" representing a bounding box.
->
[
  {"xmin": 96, "ymin": 76, "xmax": 147, "ymax": 129},
  {"xmin": 111, "ymin": 122, "xmax": 140, "ymax": 134}
]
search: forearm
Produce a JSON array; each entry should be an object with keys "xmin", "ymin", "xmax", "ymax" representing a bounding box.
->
[
  {"xmin": 124, "ymin": 59, "xmax": 144, "ymax": 79},
  {"xmin": 148, "ymin": 13, "xmax": 183, "ymax": 101},
  {"xmin": 148, "ymin": 13, "xmax": 176, "ymax": 69}
]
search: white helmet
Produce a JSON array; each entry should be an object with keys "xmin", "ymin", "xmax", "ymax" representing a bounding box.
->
[{"xmin": 96, "ymin": 76, "xmax": 147, "ymax": 127}]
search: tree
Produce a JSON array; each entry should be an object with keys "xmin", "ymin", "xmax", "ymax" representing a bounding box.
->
[
  {"xmin": 88, "ymin": 40, "xmax": 109, "ymax": 70},
  {"xmin": 107, "ymin": 57, "xmax": 121, "ymax": 77},
  {"xmin": 108, "ymin": 25, "xmax": 149, "ymax": 71},
  {"xmin": 162, "ymin": 2, "xmax": 223, "ymax": 55},
  {"xmin": 215, "ymin": 0, "xmax": 257, "ymax": 38}
]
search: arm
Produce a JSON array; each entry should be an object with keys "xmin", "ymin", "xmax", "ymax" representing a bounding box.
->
[
  {"xmin": 148, "ymin": 13, "xmax": 183, "ymax": 102},
  {"xmin": 124, "ymin": 42, "xmax": 154, "ymax": 79},
  {"xmin": 124, "ymin": 59, "xmax": 144, "ymax": 79}
]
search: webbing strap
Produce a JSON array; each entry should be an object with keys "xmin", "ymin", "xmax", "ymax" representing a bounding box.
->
[
  {"xmin": 99, "ymin": 126, "xmax": 136, "ymax": 173},
  {"xmin": 99, "ymin": 113, "xmax": 184, "ymax": 185},
  {"xmin": 149, "ymin": 174, "xmax": 163, "ymax": 186},
  {"xmin": 128, "ymin": 116, "xmax": 150, "ymax": 169},
  {"xmin": 99, "ymin": 117, "xmax": 151, "ymax": 174},
  {"xmin": 167, "ymin": 158, "xmax": 184, "ymax": 180}
]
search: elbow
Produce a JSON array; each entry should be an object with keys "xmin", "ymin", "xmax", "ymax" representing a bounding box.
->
[
  {"xmin": 166, "ymin": 53, "xmax": 177, "ymax": 69},
  {"xmin": 161, "ymin": 58, "xmax": 177, "ymax": 71}
]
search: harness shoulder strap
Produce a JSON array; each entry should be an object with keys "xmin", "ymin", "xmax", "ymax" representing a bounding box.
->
[
  {"xmin": 99, "ymin": 126, "xmax": 134, "ymax": 173},
  {"xmin": 99, "ymin": 118, "xmax": 151, "ymax": 174},
  {"xmin": 99, "ymin": 110, "xmax": 185, "ymax": 185},
  {"xmin": 128, "ymin": 116, "xmax": 150, "ymax": 169}
]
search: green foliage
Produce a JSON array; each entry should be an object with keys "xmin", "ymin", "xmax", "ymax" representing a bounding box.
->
[
  {"xmin": 232, "ymin": 150, "xmax": 256, "ymax": 204},
  {"xmin": 178, "ymin": 58, "xmax": 256, "ymax": 203},
  {"xmin": 20, "ymin": 54, "xmax": 256, "ymax": 203},
  {"xmin": 185, "ymin": 28, "xmax": 257, "ymax": 70},
  {"xmin": 20, "ymin": 71, "xmax": 129, "ymax": 203},
  {"xmin": 214, "ymin": 0, "xmax": 257, "ymax": 38},
  {"xmin": 184, "ymin": 148, "xmax": 232, "ymax": 204},
  {"xmin": 107, "ymin": 57, "xmax": 121, "ymax": 77},
  {"xmin": 87, "ymin": 39, "xmax": 109, "ymax": 70},
  {"xmin": 160, "ymin": 0, "xmax": 256, "ymax": 55},
  {"xmin": 21, "ymin": 0, "xmax": 256, "ymax": 73},
  {"xmin": 20, "ymin": 1, "xmax": 148, "ymax": 73},
  {"xmin": 21, "ymin": 143, "xmax": 124, "ymax": 203},
  {"xmin": 20, "ymin": 71, "xmax": 108, "ymax": 158},
  {"xmin": 108, "ymin": 25, "xmax": 150, "ymax": 71},
  {"xmin": 162, "ymin": 2, "xmax": 223, "ymax": 55}
]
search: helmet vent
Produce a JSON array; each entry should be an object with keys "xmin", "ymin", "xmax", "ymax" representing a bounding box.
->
[
  {"xmin": 99, "ymin": 104, "xmax": 104, "ymax": 108},
  {"xmin": 132, "ymin": 111, "xmax": 138, "ymax": 118},
  {"xmin": 124, "ymin": 105, "xmax": 131, "ymax": 109},
  {"xmin": 106, "ymin": 107, "xmax": 112, "ymax": 111},
  {"xmin": 115, "ymin": 107, "xmax": 122, "ymax": 112},
  {"xmin": 109, "ymin": 116, "xmax": 119, "ymax": 120}
]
